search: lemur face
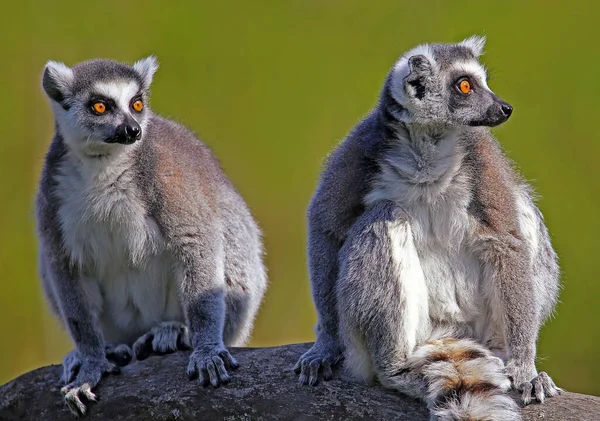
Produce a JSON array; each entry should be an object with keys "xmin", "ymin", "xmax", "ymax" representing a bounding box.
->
[
  {"xmin": 42, "ymin": 57, "xmax": 158, "ymax": 155},
  {"xmin": 390, "ymin": 36, "xmax": 513, "ymax": 128}
]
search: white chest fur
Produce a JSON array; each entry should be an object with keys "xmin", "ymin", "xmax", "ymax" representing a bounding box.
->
[
  {"xmin": 367, "ymin": 134, "xmax": 483, "ymax": 326},
  {"xmin": 54, "ymin": 154, "xmax": 184, "ymax": 343},
  {"xmin": 408, "ymin": 200, "xmax": 481, "ymax": 325}
]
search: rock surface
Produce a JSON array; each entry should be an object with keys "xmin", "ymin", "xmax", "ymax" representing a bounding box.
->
[{"xmin": 1, "ymin": 343, "xmax": 598, "ymax": 420}]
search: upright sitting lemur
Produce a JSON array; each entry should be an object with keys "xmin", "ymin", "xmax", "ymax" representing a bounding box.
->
[
  {"xmin": 295, "ymin": 36, "xmax": 561, "ymax": 420},
  {"xmin": 38, "ymin": 57, "xmax": 267, "ymax": 415}
]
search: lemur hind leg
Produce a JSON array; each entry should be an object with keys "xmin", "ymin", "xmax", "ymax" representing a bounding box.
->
[
  {"xmin": 132, "ymin": 321, "xmax": 191, "ymax": 360},
  {"xmin": 335, "ymin": 200, "xmax": 519, "ymax": 419},
  {"xmin": 335, "ymin": 201, "xmax": 429, "ymax": 391}
]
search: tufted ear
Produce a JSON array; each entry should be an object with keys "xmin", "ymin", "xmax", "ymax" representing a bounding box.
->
[
  {"xmin": 460, "ymin": 35, "xmax": 486, "ymax": 57},
  {"xmin": 408, "ymin": 54, "xmax": 432, "ymax": 76},
  {"xmin": 42, "ymin": 61, "xmax": 74, "ymax": 104},
  {"xmin": 404, "ymin": 55, "xmax": 432, "ymax": 100},
  {"xmin": 133, "ymin": 55, "xmax": 159, "ymax": 88}
]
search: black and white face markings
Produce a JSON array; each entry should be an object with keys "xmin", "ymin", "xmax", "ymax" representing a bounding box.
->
[
  {"xmin": 84, "ymin": 80, "xmax": 145, "ymax": 144},
  {"xmin": 387, "ymin": 36, "xmax": 513, "ymax": 128},
  {"xmin": 442, "ymin": 54, "xmax": 513, "ymax": 127},
  {"xmin": 42, "ymin": 57, "xmax": 157, "ymax": 153}
]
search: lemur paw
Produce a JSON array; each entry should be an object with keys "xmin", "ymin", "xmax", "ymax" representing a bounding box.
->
[
  {"xmin": 187, "ymin": 344, "xmax": 239, "ymax": 387},
  {"xmin": 105, "ymin": 343, "xmax": 133, "ymax": 366},
  {"xmin": 60, "ymin": 351, "xmax": 120, "ymax": 416},
  {"xmin": 294, "ymin": 342, "xmax": 343, "ymax": 386},
  {"xmin": 517, "ymin": 372, "xmax": 563, "ymax": 405},
  {"xmin": 133, "ymin": 321, "xmax": 191, "ymax": 360},
  {"xmin": 505, "ymin": 361, "xmax": 562, "ymax": 405}
]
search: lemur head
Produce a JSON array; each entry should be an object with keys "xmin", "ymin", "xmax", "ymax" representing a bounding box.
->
[
  {"xmin": 42, "ymin": 56, "xmax": 158, "ymax": 156},
  {"xmin": 387, "ymin": 36, "xmax": 512, "ymax": 128}
]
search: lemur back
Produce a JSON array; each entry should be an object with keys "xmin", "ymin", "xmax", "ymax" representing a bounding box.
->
[
  {"xmin": 295, "ymin": 37, "xmax": 561, "ymax": 421},
  {"xmin": 38, "ymin": 57, "xmax": 267, "ymax": 416}
]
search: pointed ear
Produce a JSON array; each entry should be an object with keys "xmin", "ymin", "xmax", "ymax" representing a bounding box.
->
[
  {"xmin": 408, "ymin": 54, "xmax": 432, "ymax": 76},
  {"xmin": 42, "ymin": 61, "xmax": 74, "ymax": 104},
  {"xmin": 133, "ymin": 56, "xmax": 159, "ymax": 88},
  {"xmin": 460, "ymin": 35, "xmax": 486, "ymax": 57},
  {"xmin": 404, "ymin": 55, "xmax": 432, "ymax": 100}
]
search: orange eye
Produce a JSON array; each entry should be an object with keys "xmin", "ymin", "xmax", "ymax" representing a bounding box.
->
[
  {"xmin": 93, "ymin": 102, "xmax": 106, "ymax": 114},
  {"xmin": 459, "ymin": 80, "xmax": 471, "ymax": 94},
  {"xmin": 132, "ymin": 100, "xmax": 143, "ymax": 112}
]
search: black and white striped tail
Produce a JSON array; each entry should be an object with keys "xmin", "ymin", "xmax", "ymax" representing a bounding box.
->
[{"xmin": 382, "ymin": 338, "xmax": 520, "ymax": 421}]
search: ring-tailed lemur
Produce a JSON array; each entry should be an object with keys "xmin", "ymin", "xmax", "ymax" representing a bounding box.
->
[
  {"xmin": 294, "ymin": 36, "xmax": 561, "ymax": 420},
  {"xmin": 38, "ymin": 56, "xmax": 267, "ymax": 415}
]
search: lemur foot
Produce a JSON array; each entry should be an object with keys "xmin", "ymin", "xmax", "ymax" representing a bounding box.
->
[
  {"xmin": 187, "ymin": 344, "xmax": 239, "ymax": 387},
  {"xmin": 294, "ymin": 342, "xmax": 343, "ymax": 386},
  {"xmin": 60, "ymin": 350, "xmax": 120, "ymax": 416},
  {"xmin": 506, "ymin": 361, "xmax": 562, "ymax": 405},
  {"xmin": 105, "ymin": 343, "xmax": 133, "ymax": 366},
  {"xmin": 132, "ymin": 321, "xmax": 191, "ymax": 360}
]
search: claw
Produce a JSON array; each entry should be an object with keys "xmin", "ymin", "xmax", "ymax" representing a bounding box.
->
[
  {"xmin": 309, "ymin": 359, "xmax": 320, "ymax": 386},
  {"xmin": 520, "ymin": 382, "xmax": 533, "ymax": 406},
  {"xmin": 506, "ymin": 361, "xmax": 562, "ymax": 406},
  {"xmin": 533, "ymin": 377, "xmax": 545, "ymax": 403},
  {"xmin": 298, "ymin": 373, "xmax": 309, "ymax": 385},
  {"xmin": 206, "ymin": 360, "xmax": 219, "ymax": 387},
  {"xmin": 322, "ymin": 360, "xmax": 333, "ymax": 381},
  {"xmin": 294, "ymin": 345, "xmax": 342, "ymax": 386},
  {"xmin": 58, "ymin": 352, "xmax": 120, "ymax": 416},
  {"xmin": 538, "ymin": 372, "xmax": 562, "ymax": 399},
  {"xmin": 515, "ymin": 371, "xmax": 562, "ymax": 406},
  {"xmin": 80, "ymin": 383, "xmax": 97, "ymax": 402},
  {"xmin": 213, "ymin": 356, "xmax": 230, "ymax": 384},
  {"xmin": 188, "ymin": 346, "xmax": 236, "ymax": 388},
  {"xmin": 62, "ymin": 383, "xmax": 95, "ymax": 416},
  {"xmin": 299, "ymin": 359, "xmax": 311, "ymax": 385},
  {"xmin": 218, "ymin": 350, "xmax": 239, "ymax": 370}
]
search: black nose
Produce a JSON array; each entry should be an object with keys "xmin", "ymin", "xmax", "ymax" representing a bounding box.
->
[
  {"xmin": 125, "ymin": 125, "xmax": 141, "ymax": 139},
  {"xmin": 501, "ymin": 103, "xmax": 513, "ymax": 118}
]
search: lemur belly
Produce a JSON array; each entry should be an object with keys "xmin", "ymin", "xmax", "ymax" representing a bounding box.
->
[
  {"xmin": 406, "ymin": 205, "xmax": 509, "ymax": 353},
  {"xmin": 85, "ymin": 251, "xmax": 184, "ymax": 344},
  {"xmin": 413, "ymin": 232, "xmax": 507, "ymax": 355},
  {"xmin": 416, "ymin": 239, "xmax": 482, "ymax": 325},
  {"xmin": 55, "ymin": 159, "xmax": 185, "ymax": 345},
  {"xmin": 402, "ymin": 205, "xmax": 484, "ymax": 328}
]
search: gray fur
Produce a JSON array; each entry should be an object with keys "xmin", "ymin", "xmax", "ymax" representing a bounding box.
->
[
  {"xmin": 38, "ymin": 57, "xmax": 267, "ymax": 415},
  {"xmin": 295, "ymin": 36, "xmax": 561, "ymax": 420}
]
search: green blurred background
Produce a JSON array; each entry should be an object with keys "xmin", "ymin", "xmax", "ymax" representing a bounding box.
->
[{"xmin": 1, "ymin": 0, "xmax": 598, "ymax": 396}]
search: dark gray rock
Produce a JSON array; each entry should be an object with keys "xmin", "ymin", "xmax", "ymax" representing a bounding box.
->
[{"xmin": 0, "ymin": 343, "xmax": 597, "ymax": 420}]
